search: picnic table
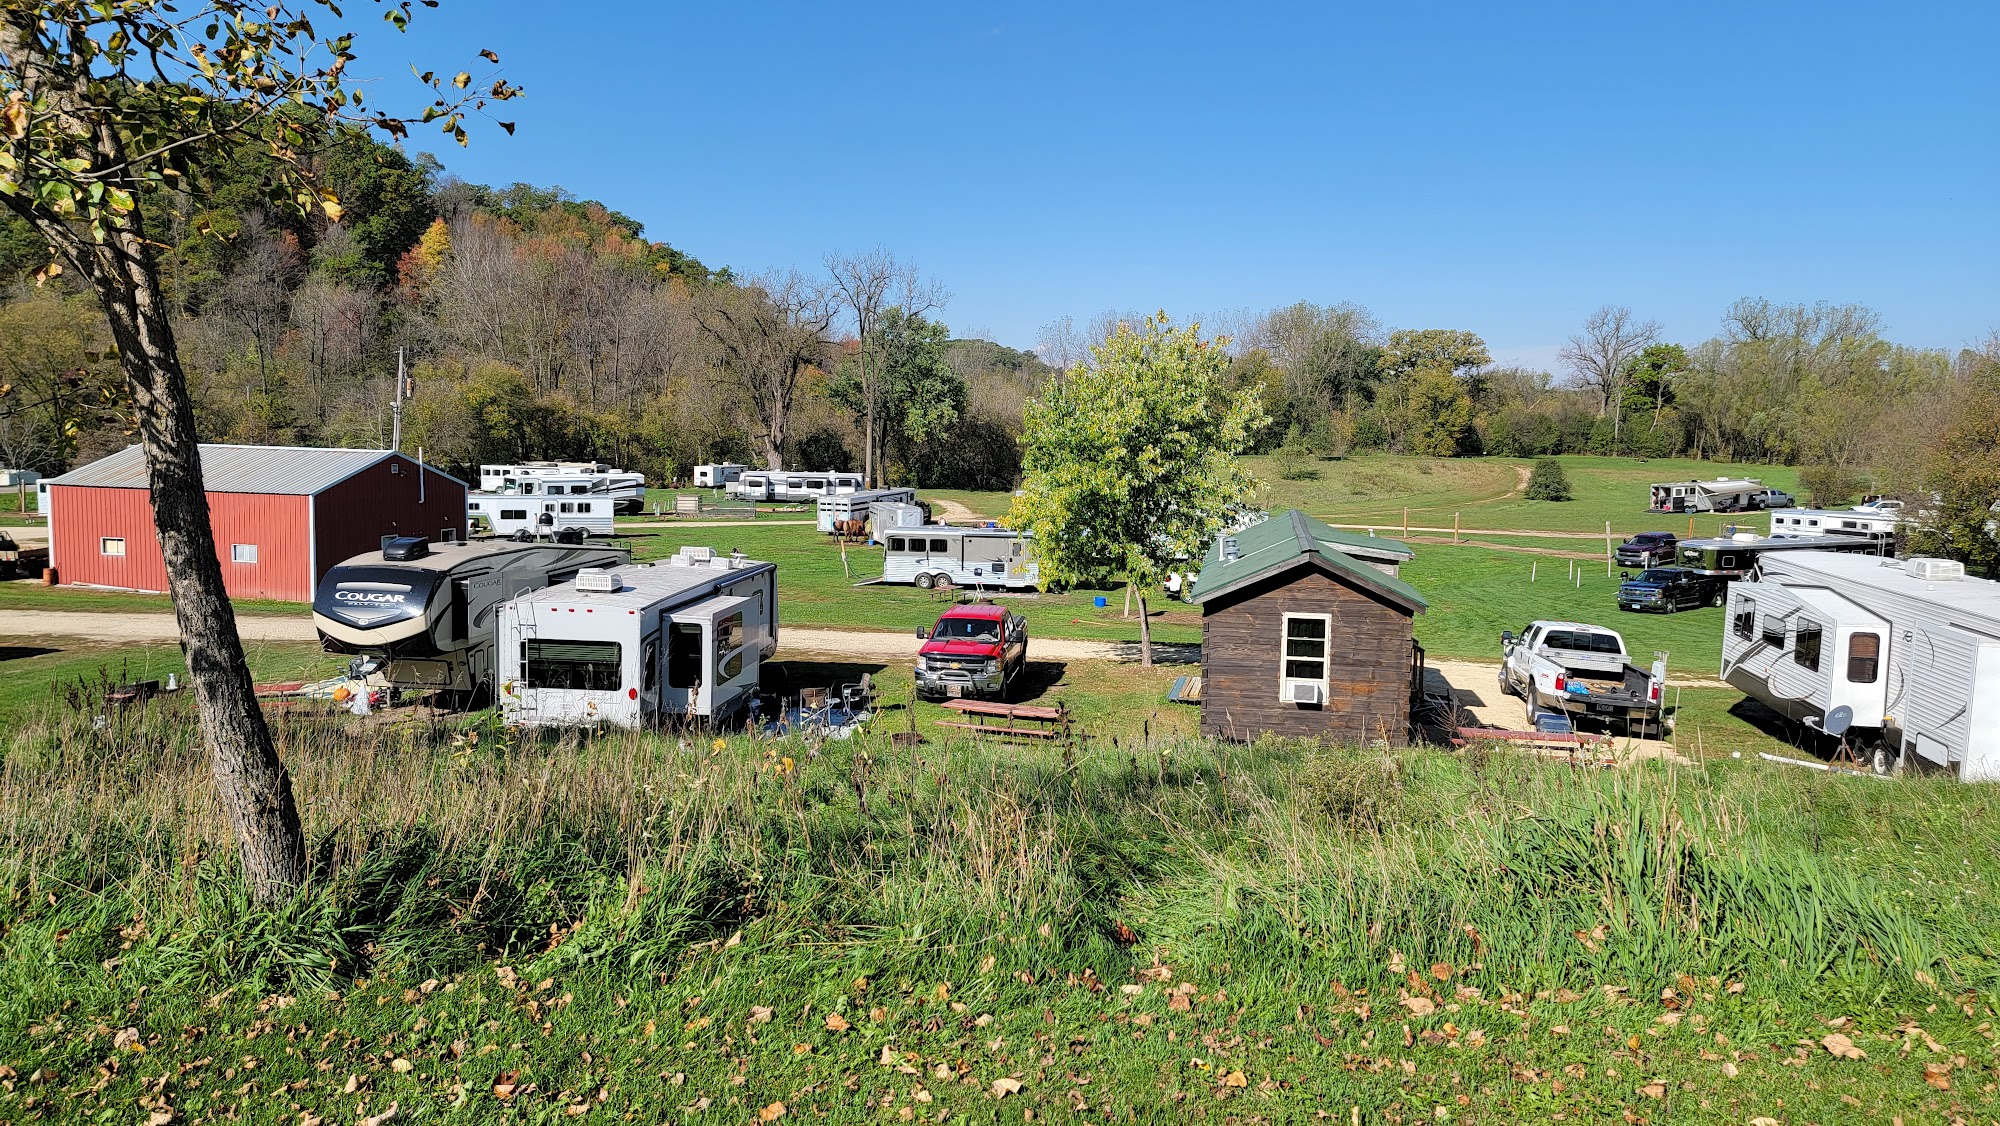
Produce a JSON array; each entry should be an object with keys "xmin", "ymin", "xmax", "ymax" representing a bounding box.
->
[
  {"xmin": 1451, "ymin": 724, "xmax": 1614, "ymax": 763},
  {"xmin": 934, "ymin": 698, "xmax": 1072, "ymax": 740}
]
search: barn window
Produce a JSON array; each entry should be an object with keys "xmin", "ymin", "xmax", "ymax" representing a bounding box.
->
[
  {"xmin": 231, "ymin": 544, "xmax": 258, "ymax": 564},
  {"xmin": 100, "ymin": 537, "xmax": 126, "ymax": 557},
  {"xmin": 1733, "ymin": 598, "xmax": 1756, "ymax": 639},
  {"xmin": 1848, "ymin": 632, "xmax": 1880, "ymax": 683},
  {"xmin": 1281, "ymin": 613, "xmax": 1331, "ymax": 698},
  {"xmin": 1793, "ymin": 620, "xmax": 1822, "ymax": 671}
]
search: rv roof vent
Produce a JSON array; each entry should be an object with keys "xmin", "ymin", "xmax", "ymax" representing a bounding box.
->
[
  {"xmin": 381, "ymin": 535, "xmax": 430, "ymax": 561},
  {"xmin": 1220, "ymin": 536, "xmax": 1240, "ymax": 563},
  {"xmin": 574, "ymin": 568, "xmax": 622, "ymax": 593},
  {"xmin": 1730, "ymin": 532, "xmax": 1760, "ymax": 543},
  {"xmin": 1905, "ymin": 557, "xmax": 1964, "ymax": 582}
]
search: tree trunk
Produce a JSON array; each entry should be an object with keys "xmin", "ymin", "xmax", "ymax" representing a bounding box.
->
[
  {"xmin": 1137, "ymin": 591, "xmax": 1152, "ymax": 668},
  {"xmin": 95, "ymin": 225, "xmax": 307, "ymax": 905}
]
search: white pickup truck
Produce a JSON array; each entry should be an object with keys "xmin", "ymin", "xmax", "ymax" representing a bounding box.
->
[{"xmin": 1498, "ymin": 620, "xmax": 1667, "ymax": 735}]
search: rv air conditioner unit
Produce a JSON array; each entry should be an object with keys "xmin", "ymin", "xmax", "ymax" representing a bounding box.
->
[
  {"xmin": 573, "ymin": 568, "xmax": 622, "ymax": 593},
  {"xmin": 1285, "ymin": 681, "xmax": 1324, "ymax": 705},
  {"xmin": 674, "ymin": 546, "xmax": 716, "ymax": 565},
  {"xmin": 1905, "ymin": 558, "xmax": 1965, "ymax": 582}
]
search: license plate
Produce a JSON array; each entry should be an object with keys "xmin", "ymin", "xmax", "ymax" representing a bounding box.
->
[
  {"xmin": 946, "ymin": 684, "xmax": 963, "ymax": 698},
  {"xmin": 1593, "ymin": 703, "xmax": 1613, "ymax": 714}
]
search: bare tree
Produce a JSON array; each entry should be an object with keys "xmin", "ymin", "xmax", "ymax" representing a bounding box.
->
[
  {"xmin": 825, "ymin": 249, "xmax": 947, "ymax": 485},
  {"xmin": 693, "ymin": 272, "xmax": 835, "ymax": 468},
  {"xmin": 1560, "ymin": 305, "xmax": 1661, "ymax": 432}
]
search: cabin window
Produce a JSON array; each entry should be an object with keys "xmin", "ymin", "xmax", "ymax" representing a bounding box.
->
[
  {"xmin": 571, "ymin": 485, "xmax": 590, "ymax": 495},
  {"xmin": 1281, "ymin": 613, "xmax": 1331, "ymax": 688},
  {"xmin": 1733, "ymin": 599, "xmax": 1756, "ymax": 640},
  {"xmin": 559, "ymin": 502, "xmax": 574, "ymax": 514},
  {"xmin": 502, "ymin": 509, "xmax": 527, "ymax": 521},
  {"xmin": 523, "ymin": 640, "xmax": 622, "ymax": 692},
  {"xmin": 100, "ymin": 537, "xmax": 126, "ymax": 556},
  {"xmin": 807, "ymin": 478, "xmax": 827, "ymax": 490},
  {"xmin": 1848, "ymin": 632, "xmax": 1880, "ymax": 684},
  {"xmin": 1793, "ymin": 620, "xmax": 1822, "ymax": 671},
  {"xmin": 231, "ymin": 544, "xmax": 258, "ymax": 564},
  {"xmin": 469, "ymin": 502, "xmax": 482, "ymax": 511}
]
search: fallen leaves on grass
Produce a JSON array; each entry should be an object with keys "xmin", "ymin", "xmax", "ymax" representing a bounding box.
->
[
  {"xmin": 1924, "ymin": 1062, "xmax": 1952, "ymax": 1090},
  {"xmin": 492, "ymin": 1073, "xmax": 519, "ymax": 1100},
  {"xmin": 1820, "ymin": 1033, "xmax": 1866, "ymax": 1061},
  {"xmin": 361, "ymin": 1103, "xmax": 398, "ymax": 1126},
  {"xmin": 1637, "ymin": 1081, "xmax": 1666, "ymax": 1099},
  {"xmin": 749, "ymin": 1006, "xmax": 773, "ymax": 1024},
  {"xmin": 824, "ymin": 1013, "xmax": 849, "ymax": 1032},
  {"xmin": 1400, "ymin": 996, "xmax": 1436, "ymax": 1017},
  {"xmin": 757, "ymin": 1101, "xmax": 786, "ymax": 1121},
  {"xmin": 992, "ymin": 1077, "xmax": 1022, "ymax": 1098},
  {"xmin": 1222, "ymin": 1070, "xmax": 1249, "ymax": 1088}
]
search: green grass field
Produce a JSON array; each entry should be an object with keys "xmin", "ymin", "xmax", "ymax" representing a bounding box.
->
[{"xmin": 0, "ymin": 639, "xmax": 332, "ymax": 716}]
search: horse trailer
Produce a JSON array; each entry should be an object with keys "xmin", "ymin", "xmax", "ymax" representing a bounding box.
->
[
  {"xmin": 816, "ymin": 488, "xmax": 918, "ymax": 534},
  {"xmin": 1722, "ymin": 552, "xmax": 2000, "ymax": 778},
  {"xmin": 880, "ymin": 526, "xmax": 1039, "ymax": 590},
  {"xmin": 730, "ymin": 470, "xmax": 863, "ymax": 502},
  {"xmin": 693, "ymin": 463, "xmax": 748, "ymax": 489},
  {"xmin": 313, "ymin": 536, "xmax": 630, "ymax": 699},
  {"xmin": 1676, "ymin": 531, "xmax": 1891, "ymax": 579},
  {"xmin": 1766, "ymin": 507, "xmax": 1902, "ymax": 541},
  {"xmin": 467, "ymin": 487, "xmax": 617, "ymax": 539},
  {"xmin": 479, "ymin": 462, "xmax": 647, "ymax": 514},
  {"xmin": 496, "ymin": 546, "xmax": 777, "ymax": 729}
]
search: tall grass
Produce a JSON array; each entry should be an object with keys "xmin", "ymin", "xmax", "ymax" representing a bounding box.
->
[{"xmin": 3, "ymin": 694, "xmax": 1995, "ymax": 1025}]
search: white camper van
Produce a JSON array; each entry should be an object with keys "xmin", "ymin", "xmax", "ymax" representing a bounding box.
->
[
  {"xmin": 693, "ymin": 463, "xmax": 748, "ymax": 489},
  {"xmin": 816, "ymin": 488, "xmax": 918, "ymax": 534},
  {"xmin": 880, "ymin": 526, "xmax": 1039, "ymax": 590},
  {"xmin": 1722, "ymin": 552, "xmax": 2000, "ymax": 777},
  {"xmin": 731, "ymin": 470, "xmax": 863, "ymax": 502},
  {"xmin": 496, "ymin": 546, "xmax": 777, "ymax": 728},
  {"xmin": 314, "ymin": 536, "xmax": 630, "ymax": 699}
]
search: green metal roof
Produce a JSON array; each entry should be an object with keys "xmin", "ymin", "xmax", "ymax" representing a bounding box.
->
[{"xmin": 1189, "ymin": 510, "xmax": 1428, "ymax": 612}]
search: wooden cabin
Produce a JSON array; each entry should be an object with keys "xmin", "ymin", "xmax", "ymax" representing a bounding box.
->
[{"xmin": 1191, "ymin": 510, "xmax": 1428, "ymax": 744}]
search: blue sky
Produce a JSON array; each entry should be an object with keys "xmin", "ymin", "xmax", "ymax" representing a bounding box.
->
[{"xmin": 364, "ymin": 2, "xmax": 1997, "ymax": 367}]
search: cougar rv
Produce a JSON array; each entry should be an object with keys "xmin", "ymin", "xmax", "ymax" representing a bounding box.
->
[
  {"xmin": 1722, "ymin": 552, "xmax": 2000, "ymax": 778},
  {"xmin": 314, "ymin": 536, "xmax": 629, "ymax": 699},
  {"xmin": 496, "ymin": 546, "xmax": 777, "ymax": 728}
]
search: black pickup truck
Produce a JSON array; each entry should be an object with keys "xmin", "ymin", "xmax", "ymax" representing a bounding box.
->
[{"xmin": 1616, "ymin": 566, "xmax": 1726, "ymax": 613}]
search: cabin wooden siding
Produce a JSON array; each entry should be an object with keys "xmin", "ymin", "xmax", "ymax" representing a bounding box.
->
[{"xmin": 1200, "ymin": 563, "xmax": 1416, "ymax": 744}]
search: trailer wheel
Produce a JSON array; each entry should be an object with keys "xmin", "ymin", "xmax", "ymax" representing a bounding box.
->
[
  {"xmin": 914, "ymin": 572, "xmax": 935, "ymax": 590},
  {"xmin": 1865, "ymin": 740, "xmax": 1903, "ymax": 777}
]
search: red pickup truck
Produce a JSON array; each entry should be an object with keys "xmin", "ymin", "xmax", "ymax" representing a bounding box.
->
[{"xmin": 914, "ymin": 602, "xmax": 1027, "ymax": 700}]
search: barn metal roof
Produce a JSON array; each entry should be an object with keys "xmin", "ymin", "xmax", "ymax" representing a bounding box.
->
[
  {"xmin": 1190, "ymin": 509, "xmax": 1428, "ymax": 612},
  {"xmin": 47, "ymin": 445, "xmax": 463, "ymax": 496}
]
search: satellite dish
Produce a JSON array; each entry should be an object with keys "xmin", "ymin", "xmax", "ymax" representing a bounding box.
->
[{"xmin": 1825, "ymin": 705, "xmax": 1854, "ymax": 737}]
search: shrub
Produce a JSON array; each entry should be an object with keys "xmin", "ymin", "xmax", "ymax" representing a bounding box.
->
[
  {"xmin": 1295, "ymin": 749, "xmax": 1401, "ymax": 832},
  {"xmin": 1525, "ymin": 458, "xmax": 1572, "ymax": 500},
  {"xmin": 1273, "ymin": 428, "xmax": 1320, "ymax": 481}
]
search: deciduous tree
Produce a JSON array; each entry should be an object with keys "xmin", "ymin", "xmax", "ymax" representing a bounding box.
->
[{"xmin": 1009, "ymin": 313, "xmax": 1266, "ymax": 666}]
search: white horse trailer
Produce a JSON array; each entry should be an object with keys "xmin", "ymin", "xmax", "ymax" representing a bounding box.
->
[
  {"xmin": 1722, "ymin": 552, "xmax": 2000, "ymax": 778},
  {"xmin": 479, "ymin": 462, "xmax": 647, "ymax": 513},
  {"xmin": 693, "ymin": 463, "xmax": 748, "ymax": 489},
  {"xmin": 313, "ymin": 536, "xmax": 630, "ymax": 698},
  {"xmin": 880, "ymin": 526, "xmax": 1040, "ymax": 591},
  {"xmin": 816, "ymin": 488, "xmax": 917, "ymax": 533},
  {"xmin": 497, "ymin": 547, "xmax": 777, "ymax": 729},
  {"xmin": 466, "ymin": 489, "xmax": 616, "ymax": 539},
  {"xmin": 1649, "ymin": 477, "xmax": 1767, "ymax": 514},
  {"xmin": 1766, "ymin": 507, "xmax": 1901, "ymax": 540},
  {"xmin": 730, "ymin": 470, "xmax": 864, "ymax": 502}
]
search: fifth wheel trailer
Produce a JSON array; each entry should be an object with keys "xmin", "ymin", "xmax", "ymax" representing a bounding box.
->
[
  {"xmin": 314, "ymin": 536, "xmax": 630, "ymax": 699},
  {"xmin": 496, "ymin": 546, "xmax": 777, "ymax": 728},
  {"xmin": 1721, "ymin": 551, "xmax": 2000, "ymax": 778}
]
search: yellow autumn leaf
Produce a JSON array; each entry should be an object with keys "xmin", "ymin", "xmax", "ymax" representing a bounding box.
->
[
  {"xmin": 1222, "ymin": 1070, "xmax": 1249, "ymax": 1088},
  {"xmin": 757, "ymin": 1102, "xmax": 786, "ymax": 1121}
]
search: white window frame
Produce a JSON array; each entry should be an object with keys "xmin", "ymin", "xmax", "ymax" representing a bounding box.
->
[
  {"xmin": 100, "ymin": 536, "xmax": 126, "ymax": 557},
  {"xmin": 1279, "ymin": 612, "xmax": 1333, "ymax": 701},
  {"xmin": 231, "ymin": 543, "xmax": 258, "ymax": 564}
]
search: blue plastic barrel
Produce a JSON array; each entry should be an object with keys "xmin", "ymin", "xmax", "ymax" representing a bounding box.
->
[{"xmin": 1093, "ymin": 595, "xmax": 1108, "ymax": 608}]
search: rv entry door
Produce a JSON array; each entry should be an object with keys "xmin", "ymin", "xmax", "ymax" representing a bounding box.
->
[{"xmin": 668, "ymin": 595, "xmax": 753, "ymax": 719}]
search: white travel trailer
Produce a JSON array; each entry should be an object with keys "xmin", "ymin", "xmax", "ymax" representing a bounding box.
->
[
  {"xmin": 692, "ymin": 463, "xmax": 748, "ymax": 489},
  {"xmin": 816, "ymin": 487, "xmax": 918, "ymax": 534},
  {"xmin": 479, "ymin": 462, "xmax": 647, "ymax": 513},
  {"xmin": 730, "ymin": 470, "xmax": 864, "ymax": 502},
  {"xmin": 496, "ymin": 546, "xmax": 777, "ymax": 728},
  {"xmin": 466, "ymin": 488, "xmax": 617, "ymax": 539},
  {"xmin": 1722, "ymin": 552, "xmax": 2000, "ymax": 778},
  {"xmin": 1766, "ymin": 507, "xmax": 1901, "ymax": 540},
  {"xmin": 314, "ymin": 536, "xmax": 630, "ymax": 699},
  {"xmin": 1648, "ymin": 477, "xmax": 1768, "ymax": 514},
  {"xmin": 880, "ymin": 526, "xmax": 1039, "ymax": 590}
]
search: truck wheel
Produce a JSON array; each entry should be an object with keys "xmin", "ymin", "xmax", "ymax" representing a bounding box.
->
[
  {"xmin": 915, "ymin": 573, "xmax": 935, "ymax": 590},
  {"xmin": 1524, "ymin": 688, "xmax": 1540, "ymax": 727},
  {"xmin": 1709, "ymin": 590, "xmax": 1725, "ymax": 608},
  {"xmin": 1498, "ymin": 671, "xmax": 1517, "ymax": 697}
]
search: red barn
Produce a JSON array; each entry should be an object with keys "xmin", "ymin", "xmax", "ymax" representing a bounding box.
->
[{"xmin": 46, "ymin": 445, "xmax": 467, "ymax": 602}]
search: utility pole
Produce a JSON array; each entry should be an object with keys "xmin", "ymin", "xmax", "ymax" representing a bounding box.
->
[{"xmin": 389, "ymin": 347, "xmax": 406, "ymax": 453}]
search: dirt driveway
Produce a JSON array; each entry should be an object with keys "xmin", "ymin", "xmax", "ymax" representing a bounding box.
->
[{"xmin": 1427, "ymin": 658, "xmax": 1695, "ymax": 764}]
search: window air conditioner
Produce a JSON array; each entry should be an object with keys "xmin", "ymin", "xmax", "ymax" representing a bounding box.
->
[{"xmin": 1285, "ymin": 680, "xmax": 1324, "ymax": 705}]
